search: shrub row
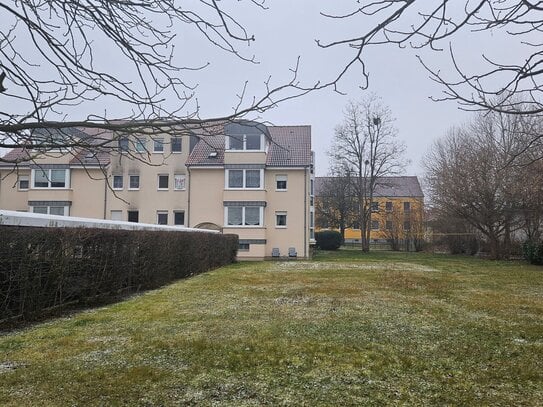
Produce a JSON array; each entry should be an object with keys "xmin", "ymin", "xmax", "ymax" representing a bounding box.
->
[
  {"xmin": 0, "ymin": 226, "xmax": 238, "ymax": 325},
  {"xmin": 315, "ymin": 230, "xmax": 343, "ymax": 250},
  {"xmin": 523, "ymin": 240, "xmax": 543, "ymax": 265}
]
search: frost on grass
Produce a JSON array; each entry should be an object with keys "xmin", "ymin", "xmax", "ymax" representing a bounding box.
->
[
  {"xmin": 0, "ymin": 361, "xmax": 26, "ymax": 373},
  {"xmin": 270, "ymin": 262, "xmax": 437, "ymax": 273}
]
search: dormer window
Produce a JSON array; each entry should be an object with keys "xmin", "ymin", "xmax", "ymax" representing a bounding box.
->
[{"xmin": 227, "ymin": 134, "xmax": 264, "ymax": 151}]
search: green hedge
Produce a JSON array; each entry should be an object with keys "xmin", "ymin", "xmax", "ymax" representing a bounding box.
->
[
  {"xmin": 315, "ymin": 230, "xmax": 343, "ymax": 250},
  {"xmin": 0, "ymin": 226, "xmax": 238, "ymax": 325},
  {"xmin": 523, "ymin": 240, "xmax": 543, "ymax": 265}
]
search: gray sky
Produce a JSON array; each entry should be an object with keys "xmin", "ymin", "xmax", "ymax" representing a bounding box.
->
[
  {"xmin": 4, "ymin": 1, "xmax": 523, "ymax": 177},
  {"xmin": 174, "ymin": 0, "xmax": 487, "ymax": 177}
]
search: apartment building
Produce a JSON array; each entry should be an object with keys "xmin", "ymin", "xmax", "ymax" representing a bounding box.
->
[
  {"xmin": 314, "ymin": 176, "xmax": 424, "ymax": 246},
  {"xmin": 0, "ymin": 121, "xmax": 315, "ymax": 259}
]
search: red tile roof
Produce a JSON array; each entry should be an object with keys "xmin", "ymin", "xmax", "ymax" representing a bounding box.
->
[{"xmin": 186, "ymin": 125, "xmax": 312, "ymax": 167}]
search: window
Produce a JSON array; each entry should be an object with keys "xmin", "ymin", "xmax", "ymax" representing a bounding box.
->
[
  {"xmin": 49, "ymin": 206, "xmax": 65, "ymax": 216},
  {"xmin": 110, "ymin": 210, "xmax": 123, "ymax": 221},
  {"xmin": 371, "ymin": 202, "xmax": 379, "ymax": 212},
  {"xmin": 135, "ymin": 137, "xmax": 146, "ymax": 153},
  {"xmin": 386, "ymin": 201, "xmax": 393, "ymax": 211},
  {"xmin": 404, "ymin": 202, "xmax": 411, "ymax": 212},
  {"xmin": 245, "ymin": 134, "xmax": 261, "ymax": 150},
  {"xmin": 112, "ymin": 175, "xmax": 123, "ymax": 190},
  {"xmin": 310, "ymin": 179, "xmax": 314, "ymax": 196},
  {"xmin": 171, "ymin": 137, "xmax": 182, "ymax": 152},
  {"xmin": 226, "ymin": 169, "xmax": 262, "ymax": 189},
  {"xmin": 128, "ymin": 210, "xmax": 139, "ymax": 223},
  {"xmin": 228, "ymin": 135, "xmax": 244, "ymax": 150},
  {"xmin": 157, "ymin": 211, "xmax": 168, "ymax": 225},
  {"xmin": 129, "ymin": 175, "xmax": 140, "ymax": 190},
  {"xmin": 18, "ymin": 176, "xmax": 29, "ymax": 190},
  {"xmin": 32, "ymin": 169, "xmax": 69, "ymax": 188},
  {"xmin": 153, "ymin": 138, "xmax": 164, "ymax": 153},
  {"xmin": 32, "ymin": 205, "xmax": 68, "ymax": 216},
  {"xmin": 276, "ymin": 211, "xmax": 287, "ymax": 227},
  {"xmin": 118, "ymin": 137, "xmax": 129, "ymax": 152},
  {"xmin": 404, "ymin": 221, "xmax": 411, "ymax": 231},
  {"xmin": 371, "ymin": 220, "xmax": 380, "ymax": 230},
  {"xmin": 276, "ymin": 175, "xmax": 287, "ymax": 191},
  {"xmin": 174, "ymin": 174, "xmax": 186, "ymax": 190},
  {"xmin": 33, "ymin": 206, "xmax": 48, "ymax": 214},
  {"xmin": 227, "ymin": 134, "xmax": 263, "ymax": 151},
  {"xmin": 158, "ymin": 174, "xmax": 169, "ymax": 190},
  {"xmin": 386, "ymin": 220, "xmax": 393, "ymax": 231},
  {"xmin": 174, "ymin": 211, "xmax": 185, "ymax": 225},
  {"xmin": 226, "ymin": 206, "xmax": 263, "ymax": 226},
  {"xmin": 239, "ymin": 243, "xmax": 250, "ymax": 251}
]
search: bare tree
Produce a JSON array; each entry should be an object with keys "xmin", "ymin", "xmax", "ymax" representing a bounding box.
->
[
  {"xmin": 318, "ymin": 1, "xmax": 543, "ymax": 116},
  {"xmin": 0, "ymin": 1, "xmax": 320, "ymax": 164},
  {"xmin": 329, "ymin": 95, "xmax": 406, "ymax": 252},
  {"xmin": 314, "ymin": 164, "xmax": 357, "ymax": 239},
  {"xmin": 425, "ymin": 108, "xmax": 543, "ymax": 258}
]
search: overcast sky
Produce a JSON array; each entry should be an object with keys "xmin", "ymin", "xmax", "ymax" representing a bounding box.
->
[
  {"xmin": 4, "ymin": 1, "xmax": 522, "ymax": 177},
  {"xmin": 167, "ymin": 0, "xmax": 500, "ymax": 177}
]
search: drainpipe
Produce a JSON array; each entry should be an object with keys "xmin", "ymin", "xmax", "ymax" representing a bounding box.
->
[
  {"xmin": 187, "ymin": 167, "xmax": 191, "ymax": 227},
  {"xmin": 304, "ymin": 166, "xmax": 307, "ymax": 258},
  {"xmin": 103, "ymin": 174, "xmax": 108, "ymax": 219}
]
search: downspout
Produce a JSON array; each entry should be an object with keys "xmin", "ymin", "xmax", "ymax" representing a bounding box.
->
[
  {"xmin": 187, "ymin": 167, "xmax": 191, "ymax": 227},
  {"xmin": 304, "ymin": 166, "xmax": 307, "ymax": 258},
  {"xmin": 103, "ymin": 171, "xmax": 108, "ymax": 219}
]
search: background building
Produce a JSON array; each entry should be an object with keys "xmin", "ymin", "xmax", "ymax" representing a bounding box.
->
[{"xmin": 314, "ymin": 176, "xmax": 424, "ymax": 250}]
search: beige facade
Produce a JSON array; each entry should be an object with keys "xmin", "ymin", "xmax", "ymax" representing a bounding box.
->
[{"xmin": 0, "ymin": 122, "xmax": 314, "ymax": 259}]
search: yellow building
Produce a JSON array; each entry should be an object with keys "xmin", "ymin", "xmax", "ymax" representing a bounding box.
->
[{"xmin": 315, "ymin": 176, "xmax": 424, "ymax": 249}]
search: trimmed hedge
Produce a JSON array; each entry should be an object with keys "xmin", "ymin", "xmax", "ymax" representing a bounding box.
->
[
  {"xmin": 0, "ymin": 226, "xmax": 238, "ymax": 325},
  {"xmin": 523, "ymin": 240, "xmax": 543, "ymax": 265},
  {"xmin": 315, "ymin": 230, "xmax": 343, "ymax": 250}
]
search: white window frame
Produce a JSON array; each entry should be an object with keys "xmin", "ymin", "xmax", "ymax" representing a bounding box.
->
[
  {"xmin": 112, "ymin": 175, "xmax": 123, "ymax": 190},
  {"xmin": 173, "ymin": 210, "xmax": 185, "ymax": 226},
  {"xmin": 157, "ymin": 211, "xmax": 168, "ymax": 225},
  {"xmin": 18, "ymin": 175, "xmax": 29, "ymax": 191},
  {"xmin": 275, "ymin": 211, "xmax": 287, "ymax": 228},
  {"xmin": 225, "ymin": 169, "xmax": 264, "ymax": 190},
  {"xmin": 226, "ymin": 134, "xmax": 265, "ymax": 152},
  {"xmin": 31, "ymin": 169, "xmax": 70, "ymax": 189},
  {"xmin": 153, "ymin": 138, "xmax": 164, "ymax": 153},
  {"xmin": 134, "ymin": 137, "xmax": 147, "ymax": 153},
  {"xmin": 31, "ymin": 205, "xmax": 69, "ymax": 216},
  {"xmin": 128, "ymin": 210, "xmax": 139, "ymax": 223},
  {"xmin": 110, "ymin": 210, "xmax": 123, "ymax": 221},
  {"xmin": 171, "ymin": 137, "xmax": 182, "ymax": 153},
  {"xmin": 224, "ymin": 206, "xmax": 264, "ymax": 227},
  {"xmin": 128, "ymin": 175, "xmax": 140, "ymax": 190},
  {"xmin": 275, "ymin": 174, "xmax": 288, "ymax": 191},
  {"xmin": 157, "ymin": 174, "xmax": 169, "ymax": 190},
  {"xmin": 174, "ymin": 174, "xmax": 186, "ymax": 191}
]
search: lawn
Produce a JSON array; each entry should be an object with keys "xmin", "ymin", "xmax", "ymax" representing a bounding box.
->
[{"xmin": 1, "ymin": 250, "xmax": 542, "ymax": 406}]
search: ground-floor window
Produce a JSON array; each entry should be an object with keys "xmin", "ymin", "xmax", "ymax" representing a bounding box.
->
[
  {"xmin": 225, "ymin": 206, "xmax": 263, "ymax": 226},
  {"xmin": 157, "ymin": 211, "xmax": 168, "ymax": 225},
  {"xmin": 239, "ymin": 243, "xmax": 250, "ymax": 251},
  {"xmin": 32, "ymin": 205, "xmax": 69, "ymax": 216},
  {"xmin": 128, "ymin": 210, "xmax": 139, "ymax": 223},
  {"xmin": 110, "ymin": 210, "xmax": 123, "ymax": 221},
  {"xmin": 174, "ymin": 211, "xmax": 185, "ymax": 225}
]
